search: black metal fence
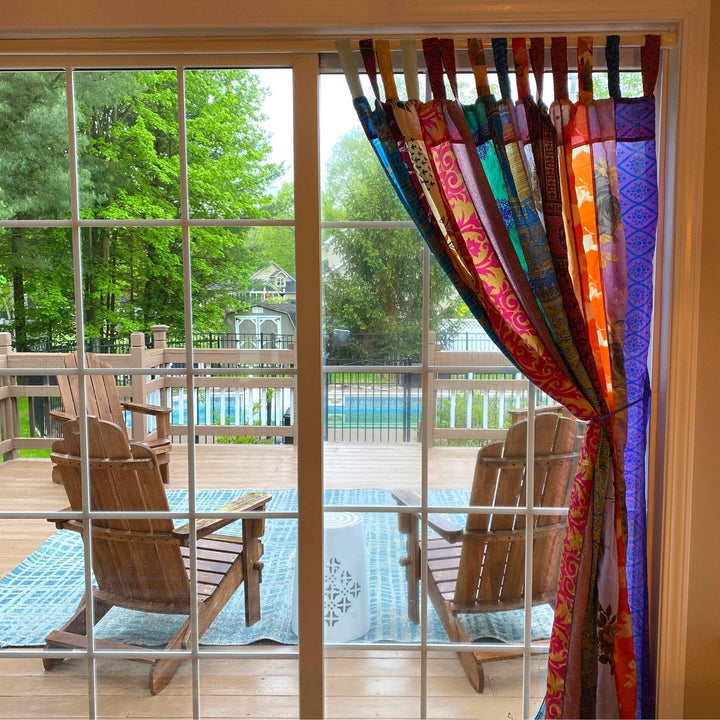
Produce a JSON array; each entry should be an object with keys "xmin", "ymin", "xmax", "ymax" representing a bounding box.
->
[
  {"xmin": 324, "ymin": 371, "xmax": 423, "ymax": 443},
  {"xmin": 26, "ymin": 336, "xmax": 131, "ymax": 354},
  {"xmin": 165, "ymin": 332, "xmax": 296, "ymax": 349},
  {"xmin": 15, "ymin": 330, "xmax": 532, "ymax": 447},
  {"xmin": 25, "ymin": 329, "xmax": 496, "ymax": 361}
]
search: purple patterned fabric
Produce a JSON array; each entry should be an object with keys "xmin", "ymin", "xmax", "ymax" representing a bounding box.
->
[{"xmin": 616, "ymin": 94, "xmax": 657, "ymax": 720}]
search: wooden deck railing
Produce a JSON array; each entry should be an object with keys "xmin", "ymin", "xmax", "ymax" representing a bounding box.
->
[{"xmin": 0, "ymin": 325, "xmax": 536, "ymax": 460}]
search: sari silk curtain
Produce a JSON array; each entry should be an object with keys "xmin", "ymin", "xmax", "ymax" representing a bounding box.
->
[{"xmin": 337, "ymin": 34, "xmax": 659, "ymax": 719}]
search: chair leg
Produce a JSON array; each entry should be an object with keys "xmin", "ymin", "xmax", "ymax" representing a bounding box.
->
[
  {"xmin": 150, "ymin": 561, "xmax": 246, "ymax": 695},
  {"xmin": 149, "ymin": 626, "xmax": 187, "ymax": 696},
  {"xmin": 427, "ymin": 584, "xmax": 485, "ymax": 693},
  {"xmin": 397, "ymin": 511, "xmax": 420, "ymax": 624},
  {"xmin": 241, "ymin": 518, "xmax": 265, "ymax": 626},
  {"xmin": 43, "ymin": 593, "xmax": 113, "ymax": 671},
  {"xmin": 159, "ymin": 456, "xmax": 170, "ymax": 484},
  {"xmin": 457, "ymin": 649, "xmax": 485, "ymax": 693},
  {"xmin": 444, "ymin": 613, "xmax": 485, "ymax": 693}
]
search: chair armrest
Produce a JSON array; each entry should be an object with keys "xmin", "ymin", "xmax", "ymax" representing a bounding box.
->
[
  {"xmin": 50, "ymin": 410, "xmax": 74, "ymax": 423},
  {"xmin": 121, "ymin": 402, "xmax": 172, "ymax": 441},
  {"xmin": 121, "ymin": 402, "xmax": 172, "ymax": 417},
  {"xmin": 392, "ymin": 490, "xmax": 464, "ymax": 543},
  {"xmin": 174, "ymin": 492, "xmax": 272, "ymax": 541},
  {"xmin": 48, "ymin": 514, "xmax": 83, "ymax": 533}
]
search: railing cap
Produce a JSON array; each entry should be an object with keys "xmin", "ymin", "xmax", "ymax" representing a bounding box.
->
[{"xmin": 130, "ymin": 332, "xmax": 146, "ymax": 348}]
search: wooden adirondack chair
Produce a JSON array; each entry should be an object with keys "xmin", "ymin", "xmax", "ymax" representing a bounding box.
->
[
  {"xmin": 44, "ymin": 416, "xmax": 272, "ymax": 695},
  {"xmin": 51, "ymin": 351, "xmax": 172, "ymax": 482},
  {"xmin": 393, "ymin": 411, "xmax": 583, "ymax": 693}
]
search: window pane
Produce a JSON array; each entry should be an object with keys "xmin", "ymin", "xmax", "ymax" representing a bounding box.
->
[
  {"xmin": 189, "ymin": 225, "xmax": 296, "ymax": 490},
  {"xmin": 324, "ymin": 371, "xmax": 421, "ymax": 444},
  {"xmin": 0, "ymin": 657, "xmax": 89, "ymax": 717},
  {"xmin": 199, "ymin": 656, "xmax": 299, "ymax": 718},
  {"xmin": 530, "ymin": 654, "xmax": 551, "ymax": 716},
  {"xmin": 0, "ymin": 227, "xmax": 73, "ymax": 508},
  {"xmin": 75, "ymin": 70, "xmax": 180, "ymax": 220},
  {"xmin": 0, "ymin": 519, "xmax": 81, "ymax": 656},
  {"xmin": 80, "ymin": 225, "xmax": 185, "ymax": 348},
  {"xmin": 96, "ymin": 662, "xmax": 193, "ymax": 717},
  {"xmin": 322, "ymin": 227, "xmax": 423, "ymax": 366},
  {"xmin": 321, "ymin": 130, "xmax": 407, "ymax": 223},
  {"xmin": 426, "ymin": 654, "xmax": 526, "ymax": 719},
  {"xmin": 326, "ymin": 648, "xmax": 421, "ymax": 719},
  {"xmin": 0, "ymin": 227, "xmax": 74, "ymax": 352},
  {"xmin": 0, "ymin": 71, "xmax": 71, "ymax": 220},
  {"xmin": 185, "ymin": 68, "xmax": 293, "ymax": 220}
]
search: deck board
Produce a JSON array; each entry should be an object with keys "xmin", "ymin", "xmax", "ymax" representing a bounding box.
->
[{"xmin": 0, "ymin": 443, "xmax": 545, "ymax": 718}]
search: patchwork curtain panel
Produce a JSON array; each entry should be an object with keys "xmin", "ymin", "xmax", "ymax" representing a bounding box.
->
[{"xmin": 337, "ymin": 35, "xmax": 660, "ymax": 719}]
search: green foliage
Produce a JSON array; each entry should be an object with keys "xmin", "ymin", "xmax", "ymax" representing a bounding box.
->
[
  {"xmin": 321, "ymin": 127, "xmax": 465, "ymax": 361},
  {"xmin": 0, "ymin": 71, "xmax": 72, "ymax": 221},
  {"xmin": 246, "ymin": 181, "xmax": 295, "ymax": 275},
  {"xmin": 592, "ymin": 71, "xmax": 644, "ymax": 99},
  {"xmin": 0, "ymin": 68, "xmax": 280, "ymax": 346},
  {"xmin": 0, "ymin": 72, "xmax": 79, "ymax": 349}
]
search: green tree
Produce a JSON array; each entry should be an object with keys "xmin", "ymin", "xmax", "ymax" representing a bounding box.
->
[
  {"xmin": 72, "ymin": 68, "xmax": 280, "ymax": 340},
  {"xmin": 322, "ymin": 127, "xmax": 464, "ymax": 362},
  {"xmin": 246, "ymin": 180, "xmax": 296, "ymax": 276},
  {"xmin": 0, "ymin": 72, "xmax": 77, "ymax": 350}
]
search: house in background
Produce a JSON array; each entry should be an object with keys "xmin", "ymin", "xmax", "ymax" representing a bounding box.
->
[
  {"xmin": 247, "ymin": 262, "xmax": 296, "ymax": 302},
  {"xmin": 226, "ymin": 301, "xmax": 296, "ymax": 348},
  {"xmin": 222, "ymin": 263, "xmax": 297, "ymax": 348}
]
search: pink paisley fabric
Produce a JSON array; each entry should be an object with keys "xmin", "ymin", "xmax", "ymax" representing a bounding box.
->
[{"xmin": 410, "ymin": 98, "xmax": 595, "ymax": 417}]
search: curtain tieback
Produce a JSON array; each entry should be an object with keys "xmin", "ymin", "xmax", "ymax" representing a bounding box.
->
[{"xmin": 588, "ymin": 395, "xmax": 647, "ymax": 425}]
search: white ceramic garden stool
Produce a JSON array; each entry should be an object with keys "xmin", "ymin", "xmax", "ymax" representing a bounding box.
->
[{"xmin": 291, "ymin": 512, "xmax": 370, "ymax": 642}]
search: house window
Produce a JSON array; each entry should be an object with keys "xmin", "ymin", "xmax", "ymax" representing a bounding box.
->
[{"xmin": 0, "ymin": 32, "xmax": 680, "ymax": 719}]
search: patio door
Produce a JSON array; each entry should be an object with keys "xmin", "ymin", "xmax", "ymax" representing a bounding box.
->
[
  {"xmin": 0, "ymin": 25, "xmax": 694, "ymax": 719},
  {"xmin": 317, "ymin": 64, "xmax": 568, "ymax": 718}
]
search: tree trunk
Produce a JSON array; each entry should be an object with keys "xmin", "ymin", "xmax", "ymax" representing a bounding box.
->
[{"xmin": 10, "ymin": 228, "xmax": 27, "ymax": 351}]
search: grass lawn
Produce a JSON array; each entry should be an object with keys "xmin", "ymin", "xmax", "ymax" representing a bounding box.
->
[{"xmin": 5, "ymin": 397, "xmax": 52, "ymax": 460}]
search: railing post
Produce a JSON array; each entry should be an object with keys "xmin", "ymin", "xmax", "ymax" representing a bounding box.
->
[
  {"xmin": 0, "ymin": 332, "xmax": 18, "ymax": 461},
  {"xmin": 151, "ymin": 324, "xmax": 169, "ymax": 351},
  {"xmin": 129, "ymin": 331, "xmax": 147, "ymax": 441},
  {"xmin": 288, "ymin": 334, "xmax": 297, "ymax": 445},
  {"xmin": 150, "ymin": 323, "xmax": 170, "ymax": 418}
]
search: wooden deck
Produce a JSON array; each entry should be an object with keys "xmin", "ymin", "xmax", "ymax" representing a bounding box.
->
[{"xmin": 0, "ymin": 443, "xmax": 548, "ymax": 719}]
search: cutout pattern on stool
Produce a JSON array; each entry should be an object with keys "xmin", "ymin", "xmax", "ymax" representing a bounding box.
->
[{"xmin": 324, "ymin": 557, "xmax": 362, "ymax": 627}]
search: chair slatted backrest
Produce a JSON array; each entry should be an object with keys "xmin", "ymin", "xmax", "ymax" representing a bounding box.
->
[
  {"xmin": 57, "ymin": 352, "xmax": 126, "ymax": 428},
  {"xmin": 52, "ymin": 417, "xmax": 190, "ymax": 611},
  {"xmin": 455, "ymin": 412, "xmax": 581, "ymax": 612}
]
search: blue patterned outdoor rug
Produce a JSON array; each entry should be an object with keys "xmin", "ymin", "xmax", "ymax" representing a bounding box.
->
[{"xmin": 0, "ymin": 488, "xmax": 553, "ymax": 647}]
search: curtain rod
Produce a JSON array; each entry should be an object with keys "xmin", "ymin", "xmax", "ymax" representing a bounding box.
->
[
  {"xmin": 0, "ymin": 30, "xmax": 676, "ymax": 57},
  {"xmin": 343, "ymin": 32, "xmax": 676, "ymax": 49}
]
